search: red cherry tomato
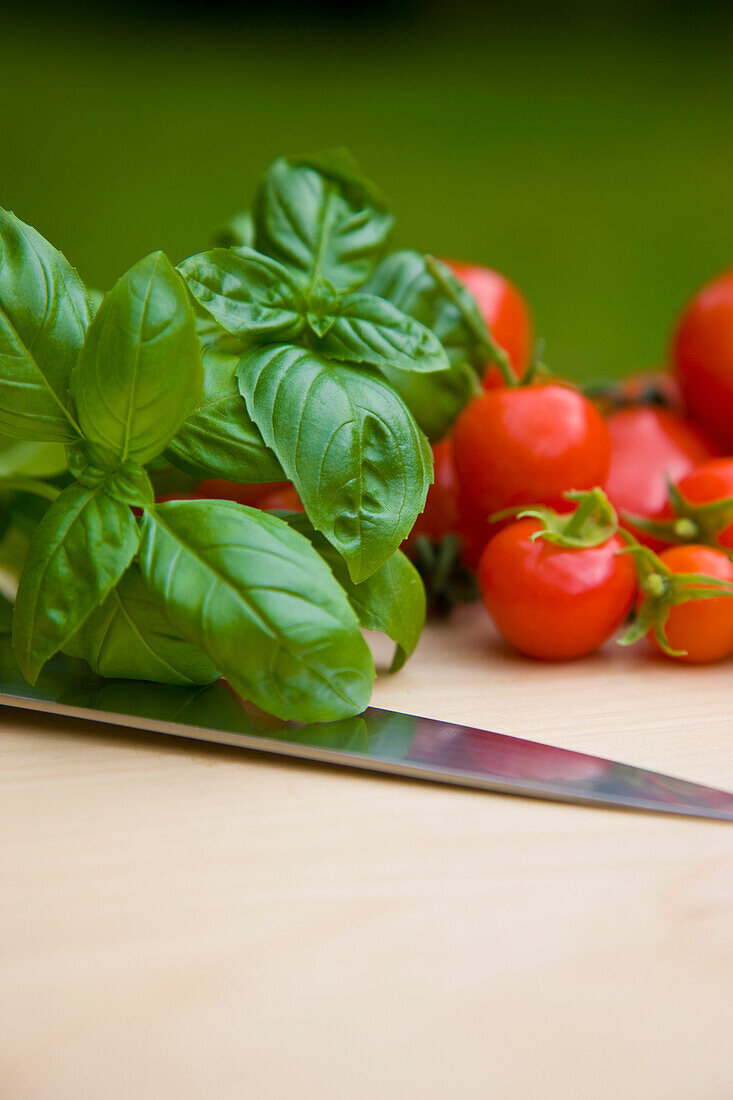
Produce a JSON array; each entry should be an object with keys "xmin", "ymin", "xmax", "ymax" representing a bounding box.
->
[
  {"xmin": 643, "ymin": 545, "xmax": 733, "ymax": 663},
  {"xmin": 453, "ymin": 384, "xmax": 611, "ymax": 567},
  {"xmin": 191, "ymin": 479, "xmax": 291, "ymax": 506},
  {"xmin": 604, "ymin": 408, "xmax": 719, "ymax": 547},
  {"xmin": 674, "ymin": 459, "xmax": 733, "ymax": 550},
  {"xmin": 478, "ymin": 519, "xmax": 636, "ymax": 659},
  {"xmin": 446, "ymin": 260, "xmax": 532, "ymax": 387},
  {"xmin": 405, "ymin": 439, "xmax": 460, "ymax": 544},
  {"xmin": 258, "ymin": 485, "xmax": 304, "ymax": 512},
  {"xmin": 673, "ymin": 269, "xmax": 733, "ymax": 448}
]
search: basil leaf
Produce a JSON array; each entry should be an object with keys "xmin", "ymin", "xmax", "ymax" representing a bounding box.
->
[
  {"xmin": 310, "ymin": 292, "xmax": 449, "ymax": 375},
  {"xmin": 64, "ymin": 564, "xmax": 218, "ymax": 686},
  {"xmin": 139, "ymin": 500, "xmax": 374, "ymax": 721},
  {"xmin": 0, "ymin": 485, "xmax": 54, "ymax": 545},
  {"xmin": 237, "ymin": 345, "xmax": 432, "ymax": 583},
  {"xmin": 193, "ymin": 296, "xmax": 229, "ymax": 349},
  {"xmin": 104, "ymin": 464, "xmax": 155, "ymax": 508},
  {"xmin": 0, "ymin": 478, "xmax": 59, "ymax": 559},
  {"xmin": 179, "ymin": 247, "xmax": 306, "ymax": 342},
  {"xmin": 211, "ymin": 211, "xmax": 255, "ymax": 249},
  {"xmin": 13, "ymin": 480, "xmax": 139, "ymax": 682},
  {"xmin": 372, "ymin": 359, "xmax": 480, "ymax": 444},
  {"xmin": 0, "ymin": 591, "xmax": 12, "ymax": 634},
  {"xmin": 0, "ymin": 436, "xmax": 67, "ymax": 479},
  {"xmin": 281, "ymin": 511, "xmax": 426, "ymax": 671},
  {"xmin": 71, "ymin": 252, "xmax": 204, "ymax": 466},
  {"xmin": 0, "ymin": 208, "xmax": 90, "ymax": 442},
  {"xmin": 166, "ymin": 348, "xmax": 283, "ymax": 482},
  {"xmin": 363, "ymin": 250, "xmax": 488, "ymax": 440},
  {"xmin": 88, "ymin": 288, "xmax": 104, "ymax": 314},
  {"xmin": 365, "ymin": 250, "xmax": 490, "ymax": 368},
  {"xmin": 253, "ymin": 149, "xmax": 393, "ymax": 293}
]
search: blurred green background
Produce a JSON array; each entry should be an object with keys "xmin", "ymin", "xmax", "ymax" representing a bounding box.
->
[{"xmin": 3, "ymin": 3, "xmax": 733, "ymax": 380}]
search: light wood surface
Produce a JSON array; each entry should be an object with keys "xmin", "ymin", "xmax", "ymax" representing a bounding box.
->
[{"xmin": 2, "ymin": 608, "xmax": 733, "ymax": 1100}]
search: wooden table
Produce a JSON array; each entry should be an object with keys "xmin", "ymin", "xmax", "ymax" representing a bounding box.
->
[{"xmin": 2, "ymin": 608, "xmax": 732, "ymax": 1099}]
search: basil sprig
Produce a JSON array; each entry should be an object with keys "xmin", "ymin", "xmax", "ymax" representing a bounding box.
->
[
  {"xmin": 0, "ymin": 211, "xmax": 376, "ymax": 720},
  {"xmin": 177, "ymin": 149, "xmax": 493, "ymax": 580},
  {"xmin": 0, "ymin": 149, "xmax": 496, "ymax": 722}
]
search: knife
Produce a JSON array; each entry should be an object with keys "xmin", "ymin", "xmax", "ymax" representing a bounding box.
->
[{"xmin": 1, "ymin": 640, "xmax": 731, "ymax": 822}]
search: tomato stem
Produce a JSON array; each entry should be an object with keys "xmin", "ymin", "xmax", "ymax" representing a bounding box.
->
[
  {"xmin": 673, "ymin": 517, "xmax": 699, "ymax": 541},
  {"xmin": 425, "ymin": 255, "xmax": 517, "ymax": 387},
  {"xmin": 642, "ymin": 572, "xmax": 667, "ymax": 599},
  {"xmin": 562, "ymin": 491, "xmax": 604, "ymax": 539},
  {"xmin": 624, "ymin": 478, "xmax": 733, "ymax": 549}
]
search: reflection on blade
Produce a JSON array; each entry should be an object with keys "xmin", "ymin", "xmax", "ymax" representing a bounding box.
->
[{"xmin": 0, "ymin": 638, "xmax": 731, "ymax": 822}]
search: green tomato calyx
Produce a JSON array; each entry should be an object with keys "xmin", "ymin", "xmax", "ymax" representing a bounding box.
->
[
  {"xmin": 619, "ymin": 540, "xmax": 733, "ymax": 657},
  {"xmin": 623, "ymin": 476, "xmax": 733, "ymax": 549},
  {"xmin": 495, "ymin": 487, "xmax": 620, "ymax": 550}
]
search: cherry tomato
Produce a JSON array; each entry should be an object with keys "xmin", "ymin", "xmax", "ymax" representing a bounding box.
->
[
  {"xmin": 673, "ymin": 269, "xmax": 733, "ymax": 448},
  {"xmin": 643, "ymin": 545, "xmax": 733, "ymax": 663},
  {"xmin": 446, "ymin": 260, "xmax": 532, "ymax": 387},
  {"xmin": 659, "ymin": 458, "xmax": 733, "ymax": 551},
  {"xmin": 455, "ymin": 498, "xmax": 498, "ymax": 571},
  {"xmin": 191, "ymin": 479, "xmax": 291, "ymax": 506},
  {"xmin": 258, "ymin": 485, "xmax": 304, "ymax": 512},
  {"xmin": 405, "ymin": 439, "xmax": 460, "ymax": 545},
  {"xmin": 604, "ymin": 408, "xmax": 718, "ymax": 547},
  {"xmin": 478, "ymin": 519, "xmax": 636, "ymax": 659},
  {"xmin": 453, "ymin": 384, "xmax": 611, "ymax": 566}
]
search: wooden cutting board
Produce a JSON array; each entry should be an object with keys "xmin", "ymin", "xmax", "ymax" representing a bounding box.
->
[{"xmin": 2, "ymin": 607, "xmax": 732, "ymax": 1099}]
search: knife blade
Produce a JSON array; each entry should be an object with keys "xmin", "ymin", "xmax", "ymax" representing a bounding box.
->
[{"xmin": 1, "ymin": 641, "xmax": 731, "ymax": 822}]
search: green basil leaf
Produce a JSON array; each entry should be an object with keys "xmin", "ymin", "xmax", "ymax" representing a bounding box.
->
[
  {"xmin": 0, "ymin": 477, "xmax": 58, "ymax": 504},
  {"xmin": 0, "ymin": 436, "xmax": 67, "ymax": 479},
  {"xmin": 211, "ymin": 211, "xmax": 255, "ymax": 249},
  {"xmin": 193, "ymin": 295, "xmax": 228, "ymax": 349},
  {"xmin": 363, "ymin": 250, "xmax": 489, "ymax": 440},
  {"xmin": 0, "ymin": 208, "xmax": 90, "ymax": 442},
  {"xmin": 0, "ymin": 591, "xmax": 12, "ymax": 634},
  {"xmin": 253, "ymin": 149, "xmax": 393, "ymax": 293},
  {"xmin": 139, "ymin": 500, "xmax": 374, "ymax": 722},
  {"xmin": 237, "ymin": 345, "xmax": 432, "ymax": 583},
  {"xmin": 13, "ymin": 480, "xmax": 139, "ymax": 682},
  {"xmin": 66, "ymin": 447, "xmax": 154, "ymax": 508},
  {"xmin": 0, "ymin": 478, "xmax": 59, "ymax": 555},
  {"xmin": 371, "ymin": 359, "xmax": 480, "ymax": 444},
  {"xmin": 71, "ymin": 252, "xmax": 204, "ymax": 466},
  {"xmin": 88, "ymin": 288, "xmax": 104, "ymax": 314},
  {"xmin": 166, "ymin": 347, "xmax": 283, "ymax": 482},
  {"xmin": 311, "ymin": 291, "xmax": 449, "ymax": 375},
  {"xmin": 280, "ymin": 511, "xmax": 426, "ymax": 671},
  {"xmin": 365, "ymin": 250, "xmax": 490, "ymax": 368},
  {"xmin": 0, "ymin": 485, "xmax": 54, "ymax": 545},
  {"xmin": 64, "ymin": 564, "xmax": 218, "ymax": 686},
  {"xmin": 0, "ymin": 515, "xmax": 33, "ymax": 581},
  {"xmin": 178, "ymin": 247, "xmax": 306, "ymax": 342},
  {"xmin": 104, "ymin": 464, "xmax": 155, "ymax": 508}
]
